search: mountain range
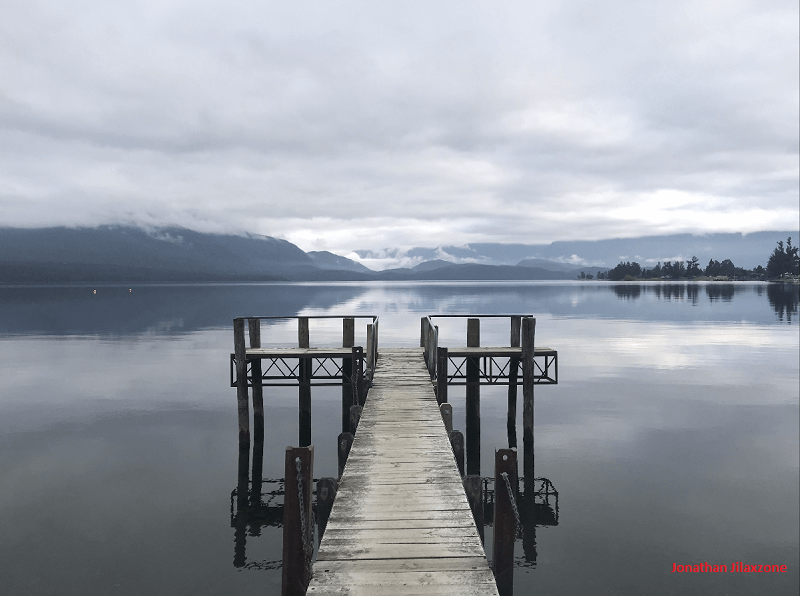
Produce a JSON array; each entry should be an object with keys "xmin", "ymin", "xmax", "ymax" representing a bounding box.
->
[{"xmin": 0, "ymin": 225, "xmax": 795, "ymax": 283}]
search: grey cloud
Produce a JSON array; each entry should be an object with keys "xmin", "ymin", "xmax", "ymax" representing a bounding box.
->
[{"xmin": 0, "ymin": 0, "xmax": 796, "ymax": 254}]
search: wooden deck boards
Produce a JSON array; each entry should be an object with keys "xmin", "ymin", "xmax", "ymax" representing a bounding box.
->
[{"xmin": 306, "ymin": 348, "xmax": 498, "ymax": 596}]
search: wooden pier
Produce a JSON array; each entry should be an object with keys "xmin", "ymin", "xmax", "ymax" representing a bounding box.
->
[
  {"xmin": 231, "ymin": 315, "xmax": 559, "ymax": 595},
  {"xmin": 306, "ymin": 348, "xmax": 499, "ymax": 596}
]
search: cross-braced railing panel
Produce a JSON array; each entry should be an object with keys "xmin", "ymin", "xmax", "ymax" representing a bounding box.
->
[
  {"xmin": 230, "ymin": 354, "xmax": 362, "ymax": 387},
  {"xmin": 443, "ymin": 353, "xmax": 557, "ymax": 385}
]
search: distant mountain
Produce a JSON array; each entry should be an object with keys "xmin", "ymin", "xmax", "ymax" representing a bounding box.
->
[
  {"xmin": 0, "ymin": 226, "xmax": 323, "ymax": 282},
  {"xmin": 411, "ymin": 259, "xmax": 455, "ymax": 272},
  {"xmin": 516, "ymin": 258, "xmax": 575, "ymax": 272},
  {"xmin": 2, "ymin": 226, "xmax": 795, "ymax": 283},
  {"xmin": 375, "ymin": 263, "xmax": 569, "ymax": 281},
  {"xmin": 360, "ymin": 232, "xmax": 800, "ymax": 270},
  {"xmin": 308, "ymin": 251, "xmax": 374, "ymax": 273}
]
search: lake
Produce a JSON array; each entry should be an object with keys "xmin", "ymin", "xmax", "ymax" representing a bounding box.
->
[{"xmin": 1, "ymin": 281, "xmax": 797, "ymax": 595}]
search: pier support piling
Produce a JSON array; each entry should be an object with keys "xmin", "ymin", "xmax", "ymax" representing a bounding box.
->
[
  {"xmin": 341, "ymin": 318, "xmax": 354, "ymax": 433},
  {"xmin": 507, "ymin": 316, "xmax": 520, "ymax": 449},
  {"xmin": 233, "ymin": 318, "xmax": 250, "ymax": 446},
  {"xmin": 522, "ymin": 317, "xmax": 536, "ymax": 491},
  {"xmin": 248, "ymin": 318, "xmax": 264, "ymax": 441},
  {"xmin": 298, "ymin": 318, "xmax": 311, "ymax": 447},
  {"xmin": 436, "ymin": 346, "xmax": 448, "ymax": 404},
  {"xmin": 466, "ymin": 318, "xmax": 481, "ymax": 476}
]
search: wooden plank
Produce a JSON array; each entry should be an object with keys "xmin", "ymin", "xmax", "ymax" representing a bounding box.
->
[
  {"xmin": 306, "ymin": 347, "xmax": 498, "ymax": 596},
  {"xmin": 312, "ymin": 557, "xmax": 493, "ymax": 573}
]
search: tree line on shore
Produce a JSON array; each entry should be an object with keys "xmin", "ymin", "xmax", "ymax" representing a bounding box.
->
[{"xmin": 581, "ymin": 238, "xmax": 800, "ymax": 281}]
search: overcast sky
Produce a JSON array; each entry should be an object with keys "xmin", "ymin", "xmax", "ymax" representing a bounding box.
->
[{"xmin": 2, "ymin": 0, "xmax": 798, "ymax": 261}]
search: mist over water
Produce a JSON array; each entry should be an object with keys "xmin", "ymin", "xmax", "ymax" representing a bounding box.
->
[{"xmin": 0, "ymin": 281, "xmax": 797, "ymax": 595}]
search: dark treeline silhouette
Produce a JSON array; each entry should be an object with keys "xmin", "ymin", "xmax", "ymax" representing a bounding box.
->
[
  {"xmin": 594, "ymin": 238, "xmax": 798, "ymax": 281},
  {"xmin": 766, "ymin": 237, "xmax": 800, "ymax": 278}
]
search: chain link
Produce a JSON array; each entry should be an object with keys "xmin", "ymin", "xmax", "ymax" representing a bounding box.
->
[
  {"xmin": 500, "ymin": 471, "xmax": 524, "ymax": 540},
  {"xmin": 295, "ymin": 457, "xmax": 313, "ymax": 580}
]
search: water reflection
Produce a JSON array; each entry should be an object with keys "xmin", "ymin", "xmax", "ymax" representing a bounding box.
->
[
  {"xmin": 1, "ymin": 281, "xmax": 792, "ymax": 339},
  {"xmin": 706, "ymin": 284, "xmax": 735, "ymax": 302},
  {"xmin": 767, "ymin": 283, "xmax": 799, "ymax": 323},
  {"xmin": 229, "ymin": 416, "xmax": 560, "ymax": 572}
]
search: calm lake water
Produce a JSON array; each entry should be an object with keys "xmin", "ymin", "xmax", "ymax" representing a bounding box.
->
[{"xmin": 1, "ymin": 281, "xmax": 797, "ymax": 595}]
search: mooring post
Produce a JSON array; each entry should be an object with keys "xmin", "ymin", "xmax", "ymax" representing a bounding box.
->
[
  {"xmin": 522, "ymin": 316, "xmax": 536, "ymax": 493},
  {"xmin": 248, "ymin": 318, "xmax": 264, "ymax": 442},
  {"xmin": 233, "ymin": 318, "xmax": 250, "ymax": 446},
  {"xmin": 365, "ymin": 323, "xmax": 374, "ymax": 385},
  {"xmin": 428, "ymin": 324, "xmax": 438, "ymax": 380},
  {"xmin": 436, "ymin": 346, "xmax": 448, "ymax": 404},
  {"xmin": 440, "ymin": 402, "xmax": 453, "ymax": 434},
  {"xmin": 298, "ymin": 317, "xmax": 311, "ymax": 447},
  {"xmin": 282, "ymin": 445, "xmax": 314, "ymax": 596},
  {"xmin": 337, "ymin": 432, "xmax": 354, "ymax": 478},
  {"xmin": 349, "ymin": 405, "xmax": 362, "ymax": 432},
  {"xmin": 341, "ymin": 318, "xmax": 354, "ymax": 434},
  {"xmin": 353, "ymin": 346, "xmax": 365, "ymax": 406},
  {"xmin": 493, "ymin": 448, "xmax": 517, "ymax": 596},
  {"xmin": 450, "ymin": 430, "xmax": 464, "ymax": 477},
  {"xmin": 316, "ymin": 477, "xmax": 338, "ymax": 544},
  {"xmin": 507, "ymin": 315, "xmax": 521, "ymax": 448},
  {"xmin": 466, "ymin": 318, "xmax": 481, "ymax": 476},
  {"xmin": 463, "ymin": 474, "xmax": 484, "ymax": 544}
]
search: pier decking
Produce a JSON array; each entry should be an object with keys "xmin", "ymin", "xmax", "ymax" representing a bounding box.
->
[{"xmin": 306, "ymin": 348, "xmax": 499, "ymax": 596}]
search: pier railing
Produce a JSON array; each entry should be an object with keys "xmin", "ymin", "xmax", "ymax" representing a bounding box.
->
[
  {"xmin": 230, "ymin": 315, "xmax": 379, "ymax": 388},
  {"xmin": 230, "ymin": 315, "xmax": 378, "ymax": 446},
  {"xmin": 422, "ymin": 315, "xmax": 558, "ymax": 390}
]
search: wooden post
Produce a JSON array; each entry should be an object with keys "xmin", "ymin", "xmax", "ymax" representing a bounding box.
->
[
  {"xmin": 341, "ymin": 318, "xmax": 354, "ymax": 434},
  {"xmin": 282, "ymin": 445, "xmax": 314, "ymax": 596},
  {"xmin": 316, "ymin": 477, "xmax": 338, "ymax": 544},
  {"xmin": 466, "ymin": 318, "xmax": 480, "ymax": 476},
  {"xmin": 299, "ymin": 357, "xmax": 312, "ymax": 447},
  {"xmin": 249, "ymin": 319, "xmax": 264, "ymax": 442},
  {"xmin": 353, "ymin": 346, "xmax": 365, "ymax": 406},
  {"xmin": 349, "ymin": 405, "xmax": 362, "ymax": 432},
  {"xmin": 440, "ymin": 403, "xmax": 453, "ymax": 434},
  {"xmin": 428, "ymin": 324, "xmax": 438, "ymax": 380},
  {"xmin": 337, "ymin": 432, "xmax": 354, "ymax": 478},
  {"xmin": 493, "ymin": 448, "xmax": 517, "ymax": 596},
  {"xmin": 365, "ymin": 323, "xmax": 374, "ymax": 383},
  {"xmin": 298, "ymin": 317, "xmax": 312, "ymax": 447},
  {"xmin": 233, "ymin": 318, "xmax": 250, "ymax": 446},
  {"xmin": 436, "ymin": 346, "xmax": 448, "ymax": 404},
  {"xmin": 298, "ymin": 317, "xmax": 309, "ymax": 349},
  {"xmin": 507, "ymin": 316, "xmax": 521, "ymax": 449},
  {"xmin": 420, "ymin": 316, "xmax": 426, "ymax": 348},
  {"xmin": 463, "ymin": 475, "xmax": 484, "ymax": 544},
  {"xmin": 449, "ymin": 430, "xmax": 464, "ymax": 477},
  {"xmin": 522, "ymin": 317, "xmax": 535, "ymax": 493}
]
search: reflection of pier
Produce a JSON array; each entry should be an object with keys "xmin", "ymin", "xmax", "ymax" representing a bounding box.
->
[{"xmin": 230, "ymin": 315, "xmax": 559, "ymax": 595}]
